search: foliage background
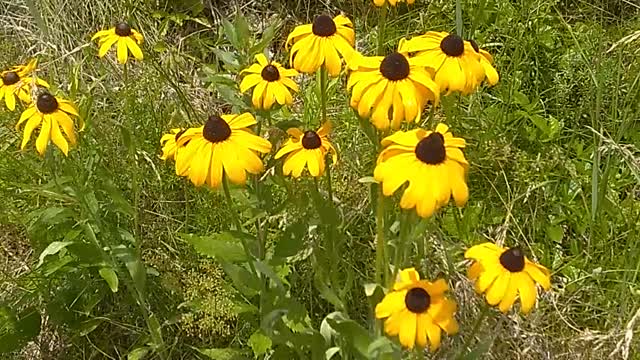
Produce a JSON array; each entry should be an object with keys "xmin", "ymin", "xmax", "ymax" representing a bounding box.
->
[{"xmin": 1, "ymin": 0, "xmax": 639, "ymax": 358}]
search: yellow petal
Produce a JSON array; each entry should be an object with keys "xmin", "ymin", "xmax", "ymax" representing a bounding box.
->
[
  {"xmin": 36, "ymin": 115, "xmax": 52, "ymax": 155},
  {"xmin": 486, "ymin": 272, "xmax": 510, "ymax": 305},
  {"xmin": 516, "ymin": 272, "xmax": 537, "ymax": 314},
  {"xmin": 375, "ymin": 290, "xmax": 407, "ymax": 319},
  {"xmin": 49, "ymin": 117, "xmax": 69, "ymax": 156},
  {"xmin": 98, "ymin": 35, "xmax": 119, "ymax": 58},
  {"xmin": 524, "ymin": 261, "xmax": 551, "ymax": 291},
  {"xmin": 398, "ymin": 311, "xmax": 417, "ymax": 349},
  {"xmin": 125, "ymin": 37, "xmax": 144, "ymax": 60},
  {"xmin": 116, "ymin": 39, "xmax": 128, "ymax": 64}
]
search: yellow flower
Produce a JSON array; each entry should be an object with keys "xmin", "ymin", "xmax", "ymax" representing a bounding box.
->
[
  {"xmin": 92, "ymin": 22, "xmax": 144, "ymax": 64},
  {"xmin": 160, "ymin": 128, "xmax": 186, "ymax": 161},
  {"xmin": 239, "ymin": 54, "xmax": 299, "ymax": 110},
  {"xmin": 347, "ymin": 52, "xmax": 439, "ymax": 130},
  {"xmin": 374, "ymin": 123, "xmax": 468, "ymax": 218},
  {"xmin": 373, "ymin": 0, "xmax": 415, "ymax": 6},
  {"xmin": 0, "ymin": 59, "xmax": 49, "ymax": 111},
  {"xmin": 286, "ymin": 14, "xmax": 357, "ymax": 76},
  {"xmin": 467, "ymin": 39, "xmax": 499, "ymax": 92},
  {"xmin": 399, "ymin": 31, "xmax": 486, "ymax": 94},
  {"xmin": 16, "ymin": 92, "xmax": 81, "ymax": 156},
  {"xmin": 274, "ymin": 122, "xmax": 337, "ymax": 178},
  {"xmin": 375, "ymin": 268, "xmax": 458, "ymax": 351},
  {"xmin": 465, "ymin": 243, "xmax": 551, "ymax": 314},
  {"xmin": 174, "ymin": 113, "xmax": 272, "ymax": 188}
]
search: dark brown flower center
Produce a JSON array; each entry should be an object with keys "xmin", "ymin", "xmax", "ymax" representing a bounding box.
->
[
  {"xmin": 312, "ymin": 15, "xmax": 337, "ymax": 37},
  {"xmin": 405, "ymin": 287, "xmax": 431, "ymax": 313},
  {"xmin": 174, "ymin": 129, "xmax": 187, "ymax": 142},
  {"xmin": 440, "ymin": 34, "xmax": 464, "ymax": 57},
  {"xmin": 115, "ymin": 22, "xmax": 132, "ymax": 37},
  {"xmin": 203, "ymin": 115, "xmax": 231, "ymax": 143},
  {"xmin": 415, "ymin": 133, "xmax": 446, "ymax": 165},
  {"xmin": 261, "ymin": 65, "xmax": 280, "ymax": 82},
  {"xmin": 36, "ymin": 93, "xmax": 59, "ymax": 114},
  {"xmin": 469, "ymin": 39, "xmax": 480, "ymax": 53},
  {"xmin": 2, "ymin": 71, "xmax": 19, "ymax": 86},
  {"xmin": 380, "ymin": 52, "xmax": 410, "ymax": 81},
  {"xmin": 499, "ymin": 247, "xmax": 525, "ymax": 272},
  {"xmin": 301, "ymin": 131, "xmax": 322, "ymax": 149}
]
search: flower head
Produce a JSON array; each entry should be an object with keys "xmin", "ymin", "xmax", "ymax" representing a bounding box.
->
[
  {"xmin": 286, "ymin": 14, "xmax": 357, "ymax": 76},
  {"xmin": 0, "ymin": 59, "xmax": 49, "ymax": 111},
  {"xmin": 160, "ymin": 128, "xmax": 187, "ymax": 161},
  {"xmin": 373, "ymin": 0, "xmax": 415, "ymax": 6},
  {"xmin": 92, "ymin": 22, "xmax": 144, "ymax": 64},
  {"xmin": 465, "ymin": 243, "xmax": 551, "ymax": 314},
  {"xmin": 374, "ymin": 123, "xmax": 468, "ymax": 218},
  {"xmin": 239, "ymin": 54, "xmax": 299, "ymax": 110},
  {"xmin": 274, "ymin": 122, "xmax": 337, "ymax": 178},
  {"xmin": 399, "ymin": 31, "xmax": 489, "ymax": 95},
  {"xmin": 375, "ymin": 268, "xmax": 458, "ymax": 350},
  {"xmin": 16, "ymin": 91, "xmax": 81, "ymax": 156},
  {"xmin": 174, "ymin": 113, "xmax": 272, "ymax": 188},
  {"xmin": 347, "ymin": 52, "xmax": 439, "ymax": 130}
]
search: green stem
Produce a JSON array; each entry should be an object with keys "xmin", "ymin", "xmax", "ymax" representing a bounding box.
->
[
  {"xmin": 455, "ymin": 0, "xmax": 463, "ymax": 37},
  {"xmin": 391, "ymin": 210, "xmax": 409, "ymax": 284},
  {"xmin": 376, "ymin": 5, "xmax": 388, "ymax": 56},
  {"xmin": 222, "ymin": 174, "xmax": 257, "ymax": 277},
  {"xmin": 375, "ymin": 186, "xmax": 388, "ymax": 285}
]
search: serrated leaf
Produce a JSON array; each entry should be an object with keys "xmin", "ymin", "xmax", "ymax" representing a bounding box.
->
[
  {"xmin": 248, "ymin": 330, "xmax": 272, "ymax": 357},
  {"xmin": 38, "ymin": 241, "xmax": 73, "ymax": 267},
  {"xmin": 221, "ymin": 18, "xmax": 240, "ymax": 49},
  {"xmin": 182, "ymin": 232, "xmax": 248, "ymax": 262},
  {"xmin": 99, "ymin": 267, "xmax": 119, "ymax": 293}
]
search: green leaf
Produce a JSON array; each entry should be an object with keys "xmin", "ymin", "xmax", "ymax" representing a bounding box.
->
[
  {"xmin": 274, "ymin": 221, "xmax": 307, "ymax": 258},
  {"xmin": 249, "ymin": 21, "xmax": 281, "ymax": 55},
  {"xmin": 546, "ymin": 224, "xmax": 564, "ymax": 243},
  {"xmin": 196, "ymin": 347, "xmax": 250, "ymax": 360},
  {"xmin": 233, "ymin": 12, "xmax": 250, "ymax": 48},
  {"xmin": 147, "ymin": 313, "xmax": 164, "ymax": 350},
  {"xmin": 248, "ymin": 330, "xmax": 272, "ymax": 357},
  {"xmin": 127, "ymin": 347, "xmax": 150, "ymax": 360},
  {"xmin": 221, "ymin": 18, "xmax": 240, "ymax": 49},
  {"xmin": 254, "ymin": 260, "xmax": 285, "ymax": 292},
  {"xmin": 182, "ymin": 232, "xmax": 248, "ymax": 262},
  {"xmin": 99, "ymin": 267, "xmax": 119, "ymax": 293},
  {"xmin": 0, "ymin": 308, "xmax": 41, "ymax": 353},
  {"xmin": 326, "ymin": 318, "xmax": 372, "ymax": 357},
  {"xmin": 37, "ymin": 241, "xmax": 73, "ymax": 267},
  {"xmin": 221, "ymin": 261, "xmax": 261, "ymax": 296},
  {"xmin": 325, "ymin": 347, "xmax": 340, "ymax": 360},
  {"xmin": 78, "ymin": 318, "xmax": 102, "ymax": 336}
]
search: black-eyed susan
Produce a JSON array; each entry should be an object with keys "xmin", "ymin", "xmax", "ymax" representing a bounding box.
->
[
  {"xmin": 467, "ymin": 39, "xmax": 499, "ymax": 91},
  {"xmin": 174, "ymin": 113, "xmax": 272, "ymax": 188},
  {"xmin": 92, "ymin": 22, "xmax": 144, "ymax": 64},
  {"xmin": 274, "ymin": 122, "xmax": 337, "ymax": 178},
  {"xmin": 160, "ymin": 128, "xmax": 186, "ymax": 161},
  {"xmin": 465, "ymin": 243, "xmax": 551, "ymax": 314},
  {"xmin": 398, "ymin": 31, "xmax": 486, "ymax": 95},
  {"xmin": 16, "ymin": 91, "xmax": 81, "ymax": 156},
  {"xmin": 286, "ymin": 14, "xmax": 357, "ymax": 77},
  {"xmin": 0, "ymin": 59, "xmax": 49, "ymax": 111},
  {"xmin": 239, "ymin": 54, "xmax": 299, "ymax": 110},
  {"xmin": 347, "ymin": 52, "xmax": 439, "ymax": 130},
  {"xmin": 375, "ymin": 268, "xmax": 458, "ymax": 351},
  {"xmin": 373, "ymin": 0, "xmax": 415, "ymax": 6},
  {"xmin": 373, "ymin": 123, "xmax": 468, "ymax": 218}
]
